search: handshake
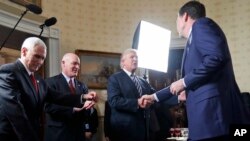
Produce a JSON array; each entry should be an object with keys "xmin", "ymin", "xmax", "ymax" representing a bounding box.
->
[
  {"xmin": 138, "ymin": 91, "xmax": 186, "ymax": 109},
  {"xmin": 138, "ymin": 94, "xmax": 155, "ymax": 109}
]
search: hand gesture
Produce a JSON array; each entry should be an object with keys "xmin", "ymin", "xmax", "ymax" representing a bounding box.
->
[
  {"xmin": 138, "ymin": 95, "xmax": 154, "ymax": 108},
  {"xmin": 170, "ymin": 78, "xmax": 185, "ymax": 95},
  {"xmin": 83, "ymin": 100, "xmax": 95, "ymax": 110},
  {"xmin": 73, "ymin": 100, "xmax": 95, "ymax": 112},
  {"xmin": 83, "ymin": 91, "xmax": 97, "ymax": 102}
]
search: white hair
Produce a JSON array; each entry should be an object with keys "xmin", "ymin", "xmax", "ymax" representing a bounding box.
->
[
  {"xmin": 21, "ymin": 37, "xmax": 47, "ymax": 50},
  {"xmin": 120, "ymin": 48, "xmax": 137, "ymax": 68}
]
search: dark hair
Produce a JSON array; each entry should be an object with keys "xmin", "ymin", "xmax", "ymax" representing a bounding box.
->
[{"xmin": 179, "ymin": 1, "xmax": 206, "ymax": 19}]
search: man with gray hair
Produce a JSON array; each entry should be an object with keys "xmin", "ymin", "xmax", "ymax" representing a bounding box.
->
[
  {"xmin": 44, "ymin": 53, "xmax": 97, "ymax": 141},
  {"xmin": 0, "ymin": 37, "xmax": 96, "ymax": 141}
]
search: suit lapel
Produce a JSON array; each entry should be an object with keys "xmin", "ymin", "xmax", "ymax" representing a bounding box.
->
[
  {"xmin": 121, "ymin": 70, "xmax": 141, "ymax": 97},
  {"xmin": 75, "ymin": 81, "xmax": 85, "ymax": 95},
  {"xmin": 58, "ymin": 73, "xmax": 88, "ymax": 94},
  {"xmin": 58, "ymin": 74, "xmax": 73, "ymax": 94},
  {"xmin": 15, "ymin": 60, "xmax": 40, "ymax": 103}
]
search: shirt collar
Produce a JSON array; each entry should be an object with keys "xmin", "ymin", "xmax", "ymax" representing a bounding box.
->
[
  {"xmin": 188, "ymin": 27, "xmax": 192, "ymax": 44},
  {"xmin": 19, "ymin": 58, "xmax": 32, "ymax": 75},
  {"xmin": 62, "ymin": 72, "xmax": 74, "ymax": 83},
  {"xmin": 123, "ymin": 68, "xmax": 133, "ymax": 77}
]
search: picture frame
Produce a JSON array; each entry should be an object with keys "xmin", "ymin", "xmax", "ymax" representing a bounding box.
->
[
  {"xmin": 75, "ymin": 50, "xmax": 121, "ymax": 89},
  {"xmin": 9, "ymin": 0, "xmax": 41, "ymax": 7}
]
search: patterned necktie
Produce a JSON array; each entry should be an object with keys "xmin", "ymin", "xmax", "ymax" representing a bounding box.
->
[
  {"xmin": 181, "ymin": 34, "xmax": 192, "ymax": 77},
  {"xmin": 30, "ymin": 74, "xmax": 38, "ymax": 93},
  {"xmin": 69, "ymin": 78, "xmax": 76, "ymax": 94},
  {"xmin": 131, "ymin": 74, "xmax": 142, "ymax": 96}
]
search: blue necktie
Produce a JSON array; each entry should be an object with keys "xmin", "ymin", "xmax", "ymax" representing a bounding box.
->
[
  {"xmin": 181, "ymin": 34, "xmax": 192, "ymax": 77},
  {"xmin": 131, "ymin": 74, "xmax": 142, "ymax": 96}
]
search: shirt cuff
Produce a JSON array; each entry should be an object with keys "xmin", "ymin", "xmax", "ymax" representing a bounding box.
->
[
  {"xmin": 182, "ymin": 78, "xmax": 186, "ymax": 88},
  {"xmin": 153, "ymin": 93, "xmax": 159, "ymax": 102}
]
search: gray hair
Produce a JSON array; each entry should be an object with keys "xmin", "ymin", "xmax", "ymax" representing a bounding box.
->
[
  {"xmin": 120, "ymin": 48, "xmax": 137, "ymax": 68},
  {"xmin": 21, "ymin": 37, "xmax": 47, "ymax": 51}
]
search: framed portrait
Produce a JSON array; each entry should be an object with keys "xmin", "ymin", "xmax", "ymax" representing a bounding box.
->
[{"xmin": 76, "ymin": 50, "xmax": 121, "ymax": 89}]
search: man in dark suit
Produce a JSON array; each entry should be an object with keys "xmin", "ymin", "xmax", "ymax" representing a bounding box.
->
[
  {"xmin": 107, "ymin": 49, "xmax": 183, "ymax": 141},
  {"xmin": 103, "ymin": 101, "xmax": 112, "ymax": 141},
  {"xmin": 44, "ymin": 53, "xmax": 97, "ymax": 141},
  {"xmin": 143, "ymin": 1, "xmax": 250, "ymax": 141},
  {"xmin": 0, "ymin": 37, "xmax": 96, "ymax": 141},
  {"xmin": 84, "ymin": 107, "xmax": 99, "ymax": 141}
]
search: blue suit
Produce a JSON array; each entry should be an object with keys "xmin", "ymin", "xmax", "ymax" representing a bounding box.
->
[
  {"xmin": 184, "ymin": 17, "xmax": 250, "ymax": 140},
  {"xmin": 107, "ymin": 70, "xmax": 177, "ymax": 141},
  {"xmin": 156, "ymin": 17, "xmax": 250, "ymax": 140},
  {"xmin": 167, "ymin": 17, "xmax": 249, "ymax": 140}
]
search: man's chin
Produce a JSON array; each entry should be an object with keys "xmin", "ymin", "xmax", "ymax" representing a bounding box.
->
[{"xmin": 32, "ymin": 67, "xmax": 41, "ymax": 72}]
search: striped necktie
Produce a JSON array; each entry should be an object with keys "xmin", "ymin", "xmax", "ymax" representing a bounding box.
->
[
  {"xmin": 131, "ymin": 74, "xmax": 142, "ymax": 96},
  {"xmin": 181, "ymin": 34, "xmax": 192, "ymax": 77}
]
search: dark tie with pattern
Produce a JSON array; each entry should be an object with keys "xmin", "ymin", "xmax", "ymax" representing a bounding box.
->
[
  {"xmin": 131, "ymin": 74, "xmax": 142, "ymax": 96},
  {"xmin": 181, "ymin": 34, "xmax": 192, "ymax": 77},
  {"xmin": 30, "ymin": 74, "xmax": 38, "ymax": 93},
  {"xmin": 69, "ymin": 78, "xmax": 76, "ymax": 94}
]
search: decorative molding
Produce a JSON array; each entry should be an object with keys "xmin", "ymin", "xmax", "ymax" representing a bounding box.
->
[
  {"xmin": 0, "ymin": 8, "xmax": 60, "ymax": 77},
  {"xmin": 0, "ymin": 9, "xmax": 59, "ymax": 38}
]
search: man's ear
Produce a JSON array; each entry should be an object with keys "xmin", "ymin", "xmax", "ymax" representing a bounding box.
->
[
  {"xmin": 184, "ymin": 12, "xmax": 189, "ymax": 22},
  {"xmin": 21, "ymin": 47, "xmax": 27, "ymax": 56}
]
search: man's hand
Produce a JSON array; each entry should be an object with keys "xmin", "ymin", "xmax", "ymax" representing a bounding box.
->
[
  {"xmin": 83, "ymin": 91, "xmax": 97, "ymax": 102},
  {"xmin": 83, "ymin": 100, "xmax": 95, "ymax": 110},
  {"xmin": 73, "ymin": 100, "xmax": 95, "ymax": 112},
  {"xmin": 138, "ymin": 95, "xmax": 154, "ymax": 108},
  {"xmin": 178, "ymin": 91, "xmax": 186, "ymax": 101},
  {"xmin": 170, "ymin": 78, "xmax": 185, "ymax": 95},
  {"xmin": 85, "ymin": 132, "xmax": 93, "ymax": 139},
  {"xmin": 141, "ymin": 94, "xmax": 155, "ymax": 104}
]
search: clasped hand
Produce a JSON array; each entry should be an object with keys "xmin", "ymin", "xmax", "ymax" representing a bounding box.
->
[
  {"xmin": 170, "ymin": 78, "xmax": 185, "ymax": 95},
  {"xmin": 138, "ymin": 94, "xmax": 155, "ymax": 108},
  {"xmin": 74, "ymin": 91, "xmax": 97, "ymax": 112}
]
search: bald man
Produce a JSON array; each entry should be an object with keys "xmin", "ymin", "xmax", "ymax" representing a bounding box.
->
[{"xmin": 44, "ymin": 53, "xmax": 96, "ymax": 141}]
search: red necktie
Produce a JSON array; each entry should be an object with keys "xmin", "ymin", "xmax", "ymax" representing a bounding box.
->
[
  {"xmin": 30, "ymin": 74, "xmax": 38, "ymax": 93},
  {"xmin": 69, "ymin": 78, "xmax": 75, "ymax": 94}
]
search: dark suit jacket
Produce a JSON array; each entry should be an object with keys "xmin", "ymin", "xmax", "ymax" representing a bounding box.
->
[
  {"xmin": 0, "ymin": 60, "xmax": 83, "ymax": 141},
  {"xmin": 84, "ymin": 107, "xmax": 98, "ymax": 134},
  {"xmin": 181, "ymin": 17, "xmax": 250, "ymax": 140},
  {"xmin": 103, "ymin": 101, "xmax": 112, "ymax": 140},
  {"xmin": 107, "ymin": 70, "xmax": 177, "ymax": 141},
  {"xmin": 44, "ymin": 73, "xmax": 89, "ymax": 141}
]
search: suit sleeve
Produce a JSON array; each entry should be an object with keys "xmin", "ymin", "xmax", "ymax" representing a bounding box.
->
[
  {"xmin": 0, "ymin": 69, "xmax": 39, "ymax": 141},
  {"xmin": 155, "ymin": 86, "xmax": 178, "ymax": 104},
  {"xmin": 44, "ymin": 78, "xmax": 76, "ymax": 119}
]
